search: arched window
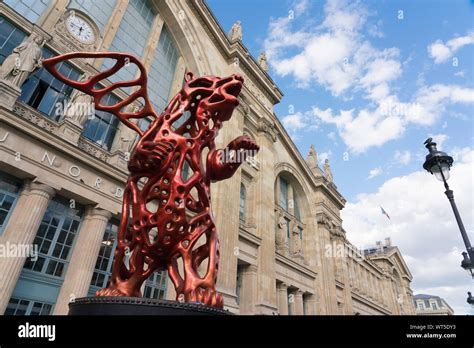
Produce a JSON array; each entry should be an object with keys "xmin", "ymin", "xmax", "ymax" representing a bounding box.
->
[
  {"xmin": 275, "ymin": 173, "xmax": 306, "ymax": 258},
  {"xmin": 239, "ymin": 183, "xmax": 246, "ymax": 222}
]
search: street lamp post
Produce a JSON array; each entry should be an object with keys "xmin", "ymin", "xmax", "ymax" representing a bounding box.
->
[{"xmin": 422, "ymin": 138, "xmax": 474, "ymax": 278}]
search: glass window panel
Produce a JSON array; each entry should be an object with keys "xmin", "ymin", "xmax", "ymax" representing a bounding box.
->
[
  {"xmin": 148, "ymin": 25, "xmax": 179, "ymax": 113},
  {"xmin": 4, "ymin": 0, "xmax": 51, "ymax": 24},
  {"xmin": 102, "ymin": 0, "xmax": 155, "ymax": 83},
  {"xmin": 23, "ymin": 197, "xmax": 82, "ymax": 279},
  {"xmin": 88, "ymin": 220, "xmax": 119, "ymax": 293},
  {"xmin": 18, "ymin": 47, "xmax": 80, "ymax": 120},
  {"xmin": 0, "ymin": 172, "xmax": 21, "ymax": 234},
  {"xmin": 279, "ymin": 177, "xmax": 289, "ymax": 211},
  {"xmin": 54, "ymin": 262, "xmax": 64, "ymax": 277},
  {"xmin": 81, "ymin": 94, "xmax": 120, "ymax": 150},
  {"xmin": 294, "ymin": 198, "xmax": 301, "ymax": 221},
  {"xmin": 239, "ymin": 184, "xmax": 246, "ymax": 222}
]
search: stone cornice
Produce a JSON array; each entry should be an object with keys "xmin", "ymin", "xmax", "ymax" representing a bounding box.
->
[
  {"xmin": 275, "ymin": 252, "xmax": 317, "ymax": 279},
  {"xmin": 351, "ymin": 292, "xmax": 392, "ymax": 315},
  {"xmin": 189, "ymin": 0, "xmax": 283, "ymax": 103},
  {"xmin": 367, "ymin": 247, "xmax": 413, "ymax": 281},
  {"xmin": 238, "ymin": 226, "xmax": 262, "ymax": 247},
  {"xmin": 0, "ymin": 105, "xmax": 128, "ymax": 182},
  {"xmin": 0, "ymin": 3, "xmax": 34, "ymax": 33}
]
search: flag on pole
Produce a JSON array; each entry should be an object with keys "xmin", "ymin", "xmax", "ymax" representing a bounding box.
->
[{"xmin": 380, "ymin": 206, "xmax": 391, "ymax": 220}]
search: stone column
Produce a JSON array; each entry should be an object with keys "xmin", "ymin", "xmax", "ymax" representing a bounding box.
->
[
  {"xmin": 0, "ymin": 182, "xmax": 55, "ymax": 314},
  {"xmin": 341, "ymin": 255, "xmax": 354, "ymax": 314},
  {"xmin": 254, "ymin": 124, "xmax": 278, "ymax": 314},
  {"xmin": 92, "ymin": 0, "xmax": 130, "ymax": 69},
  {"xmin": 360, "ymin": 265, "xmax": 367, "ymax": 296},
  {"xmin": 0, "ymin": 80, "xmax": 21, "ymax": 111},
  {"xmin": 239, "ymin": 264, "xmax": 257, "ymax": 314},
  {"xmin": 295, "ymin": 290, "xmax": 304, "ymax": 315},
  {"xmin": 212, "ymin": 108, "xmax": 244, "ymax": 311},
  {"xmin": 53, "ymin": 207, "xmax": 112, "ymax": 314},
  {"xmin": 37, "ymin": 0, "xmax": 69, "ymax": 32},
  {"xmin": 141, "ymin": 14, "xmax": 164, "ymax": 71},
  {"xmin": 305, "ymin": 294, "xmax": 318, "ymax": 315},
  {"xmin": 168, "ymin": 56, "xmax": 186, "ymax": 97},
  {"xmin": 277, "ymin": 283, "xmax": 288, "ymax": 315},
  {"xmin": 108, "ymin": 12, "xmax": 164, "ymax": 156},
  {"xmin": 316, "ymin": 221, "xmax": 338, "ymax": 314}
]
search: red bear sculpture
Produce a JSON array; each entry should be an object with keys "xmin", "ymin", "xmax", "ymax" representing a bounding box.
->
[{"xmin": 43, "ymin": 52, "xmax": 259, "ymax": 308}]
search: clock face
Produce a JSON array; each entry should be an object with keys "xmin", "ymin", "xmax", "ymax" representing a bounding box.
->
[{"xmin": 66, "ymin": 15, "xmax": 95, "ymax": 44}]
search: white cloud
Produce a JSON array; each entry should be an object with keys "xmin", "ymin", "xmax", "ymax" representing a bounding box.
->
[
  {"xmin": 310, "ymin": 84, "xmax": 474, "ymax": 153},
  {"xmin": 342, "ymin": 148, "xmax": 474, "ymax": 314},
  {"xmin": 281, "ymin": 112, "xmax": 307, "ymax": 131},
  {"xmin": 264, "ymin": 0, "xmax": 400, "ymax": 97},
  {"xmin": 368, "ymin": 167, "xmax": 383, "ymax": 179},
  {"xmin": 281, "ymin": 111, "xmax": 320, "ymax": 133},
  {"xmin": 264, "ymin": 0, "xmax": 474, "ymax": 153},
  {"xmin": 312, "ymin": 106, "xmax": 405, "ymax": 153},
  {"xmin": 394, "ymin": 150, "xmax": 411, "ymax": 166},
  {"xmin": 327, "ymin": 131, "xmax": 336, "ymax": 140},
  {"xmin": 428, "ymin": 32, "xmax": 474, "ymax": 64},
  {"xmin": 319, "ymin": 150, "xmax": 332, "ymax": 164}
]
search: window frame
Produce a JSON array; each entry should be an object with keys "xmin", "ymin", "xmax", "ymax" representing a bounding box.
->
[{"xmin": 0, "ymin": 172, "xmax": 22, "ymax": 235}]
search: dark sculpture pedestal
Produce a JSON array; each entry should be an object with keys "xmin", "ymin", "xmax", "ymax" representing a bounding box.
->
[{"xmin": 68, "ymin": 297, "xmax": 232, "ymax": 316}]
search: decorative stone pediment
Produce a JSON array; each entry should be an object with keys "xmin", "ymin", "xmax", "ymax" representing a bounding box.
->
[{"xmin": 317, "ymin": 211, "xmax": 346, "ymax": 240}]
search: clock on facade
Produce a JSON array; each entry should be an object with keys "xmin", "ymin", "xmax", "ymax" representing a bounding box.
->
[{"xmin": 65, "ymin": 13, "xmax": 95, "ymax": 44}]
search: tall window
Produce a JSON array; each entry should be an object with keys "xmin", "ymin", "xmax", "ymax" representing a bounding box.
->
[
  {"xmin": 4, "ymin": 0, "xmax": 51, "ymax": 24},
  {"xmin": 236, "ymin": 265, "xmax": 242, "ymax": 305},
  {"xmin": 81, "ymin": 93, "xmax": 120, "ymax": 150},
  {"xmin": 68, "ymin": 0, "xmax": 117, "ymax": 33},
  {"xmin": 239, "ymin": 184, "xmax": 246, "ymax": 222},
  {"xmin": 279, "ymin": 177, "xmax": 288, "ymax": 211},
  {"xmin": 88, "ymin": 219, "xmax": 168, "ymax": 298},
  {"xmin": 23, "ymin": 197, "xmax": 83, "ymax": 278},
  {"xmin": 148, "ymin": 25, "xmax": 179, "ymax": 112},
  {"xmin": 0, "ymin": 172, "xmax": 21, "ymax": 235},
  {"xmin": 103, "ymin": 0, "xmax": 155, "ymax": 83},
  {"xmin": 0, "ymin": 16, "xmax": 27, "ymax": 64},
  {"xmin": 19, "ymin": 49, "xmax": 81, "ymax": 120},
  {"xmin": 88, "ymin": 221, "xmax": 119, "ymax": 295}
]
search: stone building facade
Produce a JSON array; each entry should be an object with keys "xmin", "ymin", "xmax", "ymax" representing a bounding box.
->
[
  {"xmin": 0, "ymin": 0, "xmax": 415, "ymax": 315},
  {"xmin": 413, "ymin": 294, "xmax": 454, "ymax": 315}
]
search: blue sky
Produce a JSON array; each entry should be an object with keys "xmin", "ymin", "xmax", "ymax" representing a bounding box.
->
[{"xmin": 208, "ymin": 0, "xmax": 474, "ymax": 314}]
